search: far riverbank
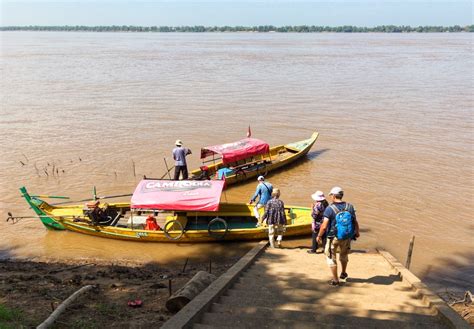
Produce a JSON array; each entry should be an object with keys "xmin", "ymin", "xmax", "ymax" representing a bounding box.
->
[{"xmin": 1, "ymin": 24, "xmax": 473, "ymax": 33}]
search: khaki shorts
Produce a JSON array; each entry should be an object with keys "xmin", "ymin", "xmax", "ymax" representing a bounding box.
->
[
  {"xmin": 253, "ymin": 204, "xmax": 264, "ymax": 220},
  {"xmin": 325, "ymin": 238, "xmax": 351, "ymax": 267}
]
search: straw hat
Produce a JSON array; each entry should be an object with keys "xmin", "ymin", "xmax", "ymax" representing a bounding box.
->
[{"xmin": 175, "ymin": 140, "xmax": 183, "ymax": 146}]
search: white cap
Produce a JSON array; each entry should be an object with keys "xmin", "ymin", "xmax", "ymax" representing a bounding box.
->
[
  {"xmin": 311, "ymin": 191, "xmax": 325, "ymax": 201},
  {"xmin": 329, "ymin": 186, "xmax": 343, "ymax": 195},
  {"xmin": 257, "ymin": 175, "xmax": 265, "ymax": 181},
  {"xmin": 175, "ymin": 140, "xmax": 183, "ymax": 146}
]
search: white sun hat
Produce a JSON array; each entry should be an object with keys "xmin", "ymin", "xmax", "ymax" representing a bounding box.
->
[
  {"xmin": 257, "ymin": 175, "xmax": 265, "ymax": 181},
  {"xmin": 311, "ymin": 191, "xmax": 326, "ymax": 201},
  {"xmin": 175, "ymin": 139, "xmax": 183, "ymax": 146}
]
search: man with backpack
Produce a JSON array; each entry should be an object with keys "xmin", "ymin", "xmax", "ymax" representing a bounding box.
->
[{"xmin": 317, "ymin": 186, "xmax": 360, "ymax": 286}]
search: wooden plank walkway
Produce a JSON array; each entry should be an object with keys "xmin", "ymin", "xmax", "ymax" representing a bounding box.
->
[{"xmin": 163, "ymin": 243, "xmax": 468, "ymax": 329}]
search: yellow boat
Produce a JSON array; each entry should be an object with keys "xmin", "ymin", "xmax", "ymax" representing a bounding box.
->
[
  {"xmin": 191, "ymin": 132, "xmax": 318, "ymax": 185},
  {"xmin": 19, "ymin": 181, "xmax": 312, "ymax": 243}
]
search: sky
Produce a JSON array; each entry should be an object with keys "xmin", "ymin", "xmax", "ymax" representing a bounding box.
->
[{"xmin": 1, "ymin": 1, "xmax": 473, "ymax": 27}]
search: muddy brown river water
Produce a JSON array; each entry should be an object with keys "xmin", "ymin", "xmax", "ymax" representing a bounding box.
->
[{"xmin": 0, "ymin": 32, "xmax": 472, "ymax": 295}]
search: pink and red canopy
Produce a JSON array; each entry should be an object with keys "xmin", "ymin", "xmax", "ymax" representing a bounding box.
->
[
  {"xmin": 131, "ymin": 180, "xmax": 225, "ymax": 211},
  {"xmin": 200, "ymin": 138, "xmax": 270, "ymax": 164}
]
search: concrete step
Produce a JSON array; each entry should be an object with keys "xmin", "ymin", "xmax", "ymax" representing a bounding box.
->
[
  {"xmin": 247, "ymin": 262, "xmax": 396, "ymax": 277},
  {"xmin": 209, "ymin": 303, "xmax": 441, "ymax": 323},
  {"xmin": 264, "ymin": 248, "xmax": 379, "ymax": 255},
  {"xmin": 254, "ymin": 256, "xmax": 393, "ymax": 271},
  {"xmin": 262, "ymin": 249, "xmax": 382, "ymax": 260},
  {"xmin": 259, "ymin": 249, "xmax": 386, "ymax": 263},
  {"xmin": 238, "ymin": 273, "xmax": 412, "ymax": 291},
  {"xmin": 217, "ymin": 295, "xmax": 435, "ymax": 315},
  {"xmin": 228, "ymin": 282, "xmax": 423, "ymax": 301},
  {"xmin": 258, "ymin": 253, "xmax": 386, "ymax": 263},
  {"xmin": 196, "ymin": 311, "xmax": 446, "ymax": 329},
  {"xmin": 224, "ymin": 287, "xmax": 427, "ymax": 308}
]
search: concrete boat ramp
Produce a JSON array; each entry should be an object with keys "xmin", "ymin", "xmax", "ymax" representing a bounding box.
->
[{"xmin": 163, "ymin": 242, "xmax": 468, "ymax": 329}]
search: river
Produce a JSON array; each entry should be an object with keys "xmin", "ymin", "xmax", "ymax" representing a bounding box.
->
[{"xmin": 0, "ymin": 32, "xmax": 472, "ymax": 295}]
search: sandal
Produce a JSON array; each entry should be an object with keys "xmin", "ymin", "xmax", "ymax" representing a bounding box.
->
[
  {"xmin": 328, "ymin": 280, "xmax": 340, "ymax": 286},
  {"xmin": 340, "ymin": 272, "xmax": 348, "ymax": 280}
]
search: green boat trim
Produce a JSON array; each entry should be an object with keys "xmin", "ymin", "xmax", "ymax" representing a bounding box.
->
[{"xmin": 20, "ymin": 187, "xmax": 65, "ymax": 230}]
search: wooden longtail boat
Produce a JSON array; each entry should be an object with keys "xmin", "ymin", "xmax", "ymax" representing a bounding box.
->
[
  {"xmin": 20, "ymin": 181, "xmax": 312, "ymax": 243},
  {"xmin": 191, "ymin": 132, "xmax": 318, "ymax": 185}
]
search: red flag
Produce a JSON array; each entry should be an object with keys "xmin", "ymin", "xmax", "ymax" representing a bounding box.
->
[{"xmin": 247, "ymin": 125, "xmax": 251, "ymax": 138}]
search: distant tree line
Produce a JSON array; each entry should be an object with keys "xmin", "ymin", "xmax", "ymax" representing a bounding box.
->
[{"xmin": 1, "ymin": 25, "xmax": 473, "ymax": 33}]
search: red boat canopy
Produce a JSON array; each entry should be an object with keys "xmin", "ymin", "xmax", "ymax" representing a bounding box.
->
[
  {"xmin": 131, "ymin": 180, "xmax": 225, "ymax": 211},
  {"xmin": 200, "ymin": 138, "xmax": 270, "ymax": 164}
]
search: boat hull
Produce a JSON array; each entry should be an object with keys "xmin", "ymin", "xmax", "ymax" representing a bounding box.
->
[{"xmin": 21, "ymin": 188, "xmax": 312, "ymax": 243}]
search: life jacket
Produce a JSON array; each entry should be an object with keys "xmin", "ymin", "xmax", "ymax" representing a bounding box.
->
[{"xmin": 145, "ymin": 215, "xmax": 160, "ymax": 231}]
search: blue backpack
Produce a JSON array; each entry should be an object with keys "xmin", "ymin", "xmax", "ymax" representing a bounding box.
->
[{"xmin": 330, "ymin": 204, "xmax": 355, "ymax": 240}]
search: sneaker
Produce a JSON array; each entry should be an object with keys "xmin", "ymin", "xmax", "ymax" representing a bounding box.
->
[
  {"xmin": 307, "ymin": 250, "xmax": 317, "ymax": 254},
  {"xmin": 328, "ymin": 280, "xmax": 340, "ymax": 286},
  {"xmin": 340, "ymin": 272, "xmax": 348, "ymax": 280}
]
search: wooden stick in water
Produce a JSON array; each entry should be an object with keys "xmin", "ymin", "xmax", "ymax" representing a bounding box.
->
[
  {"xmin": 405, "ymin": 235, "xmax": 415, "ymax": 269},
  {"xmin": 182, "ymin": 258, "xmax": 189, "ymax": 273}
]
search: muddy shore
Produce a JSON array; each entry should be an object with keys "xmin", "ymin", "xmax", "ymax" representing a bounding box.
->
[
  {"xmin": 0, "ymin": 257, "xmax": 239, "ymax": 328},
  {"xmin": 1, "ymin": 256, "xmax": 472, "ymax": 328}
]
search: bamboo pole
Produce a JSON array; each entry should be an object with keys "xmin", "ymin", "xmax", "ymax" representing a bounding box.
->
[
  {"xmin": 37, "ymin": 285, "xmax": 94, "ymax": 329},
  {"xmin": 164, "ymin": 158, "xmax": 172, "ymax": 180},
  {"xmin": 159, "ymin": 165, "xmax": 175, "ymax": 180}
]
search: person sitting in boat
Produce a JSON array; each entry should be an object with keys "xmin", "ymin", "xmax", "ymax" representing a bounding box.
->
[
  {"xmin": 194, "ymin": 165, "xmax": 211, "ymax": 180},
  {"xmin": 145, "ymin": 215, "xmax": 160, "ymax": 231},
  {"xmin": 261, "ymin": 188, "xmax": 287, "ymax": 248},
  {"xmin": 249, "ymin": 176, "xmax": 273, "ymax": 225}
]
